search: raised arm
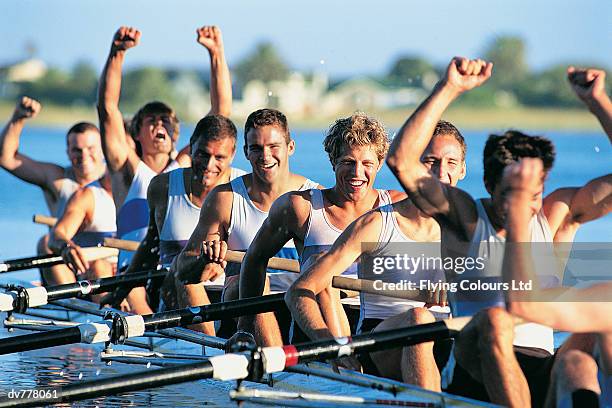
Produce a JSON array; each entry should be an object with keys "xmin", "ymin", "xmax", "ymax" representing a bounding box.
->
[
  {"xmin": 286, "ymin": 210, "xmax": 382, "ymax": 341},
  {"xmin": 386, "ymin": 57, "xmax": 491, "ymax": 235},
  {"xmin": 196, "ymin": 26, "xmax": 232, "ymax": 117},
  {"xmin": 48, "ymin": 188, "xmax": 94, "ymax": 275},
  {"xmin": 545, "ymin": 173, "xmax": 612, "ymax": 242},
  {"xmin": 502, "ymin": 159, "xmax": 612, "ymax": 332},
  {"xmin": 567, "ymin": 66, "xmax": 612, "ymax": 140},
  {"xmin": 0, "ymin": 97, "xmax": 64, "ymax": 188},
  {"xmin": 97, "ymin": 27, "xmax": 141, "ymax": 172}
]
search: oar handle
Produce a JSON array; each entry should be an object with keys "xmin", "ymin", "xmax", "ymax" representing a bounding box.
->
[
  {"xmin": 104, "ymin": 237, "xmax": 139, "ymax": 251},
  {"xmin": 103, "ymin": 237, "xmax": 302, "ymax": 273},
  {"xmin": 332, "ymin": 276, "xmax": 430, "ymax": 302},
  {"xmin": 33, "ymin": 214, "xmax": 57, "ymax": 227}
]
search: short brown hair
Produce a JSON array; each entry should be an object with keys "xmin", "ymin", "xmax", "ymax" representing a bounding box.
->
[
  {"xmin": 66, "ymin": 122, "xmax": 99, "ymax": 145},
  {"xmin": 190, "ymin": 115, "xmax": 238, "ymax": 152},
  {"xmin": 323, "ymin": 113, "xmax": 389, "ymax": 166},
  {"xmin": 483, "ymin": 130, "xmax": 555, "ymax": 192},
  {"xmin": 433, "ymin": 120, "xmax": 466, "ymax": 161},
  {"xmin": 244, "ymin": 108, "xmax": 290, "ymax": 145},
  {"xmin": 130, "ymin": 101, "xmax": 180, "ymax": 157}
]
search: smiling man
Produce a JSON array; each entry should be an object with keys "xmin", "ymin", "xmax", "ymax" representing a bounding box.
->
[
  {"xmin": 0, "ymin": 97, "xmax": 107, "ymax": 285},
  {"xmin": 97, "ymin": 26, "xmax": 232, "ymax": 271},
  {"xmin": 172, "ymin": 108, "xmax": 318, "ymax": 334},
  {"xmin": 232, "ymin": 113, "xmax": 404, "ymax": 346}
]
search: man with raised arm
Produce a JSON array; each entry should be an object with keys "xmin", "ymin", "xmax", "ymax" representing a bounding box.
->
[
  {"xmin": 97, "ymin": 26, "xmax": 236, "ymax": 316},
  {"xmin": 502, "ymin": 158, "xmax": 611, "ymax": 408},
  {"xmin": 502, "ymin": 66, "xmax": 612, "ymax": 408},
  {"xmin": 97, "ymin": 26, "xmax": 232, "ymax": 272},
  {"xmin": 384, "ymin": 57, "xmax": 611, "ymax": 407},
  {"xmin": 47, "ymin": 170, "xmax": 116, "ymax": 302},
  {"xmin": 106, "ymin": 115, "xmax": 245, "ymax": 318},
  {"xmin": 0, "ymin": 98, "xmax": 106, "ymax": 283},
  {"xmin": 172, "ymin": 109, "xmax": 318, "ymax": 334},
  {"xmin": 286, "ymin": 119, "xmax": 466, "ymax": 376},
  {"xmin": 236, "ymin": 113, "xmax": 404, "ymax": 346}
]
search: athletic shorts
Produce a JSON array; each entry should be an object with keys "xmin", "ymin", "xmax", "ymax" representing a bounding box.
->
[
  {"xmin": 444, "ymin": 344, "xmax": 555, "ymax": 407},
  {"xmin": 356, "ymin": 318, "xmax": 452, "ymax": 377}
]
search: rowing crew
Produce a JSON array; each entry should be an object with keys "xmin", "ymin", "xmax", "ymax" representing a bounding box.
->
[{"xmin": 1, "ymin": 25, "xmax": 611, "ymax": 408}]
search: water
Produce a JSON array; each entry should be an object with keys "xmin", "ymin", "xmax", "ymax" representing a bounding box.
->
[{"xmin": 0, "ymin": 126, "xmax": 610, "ymax": 406}]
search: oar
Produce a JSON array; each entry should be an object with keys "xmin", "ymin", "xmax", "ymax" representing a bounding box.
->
[
  {"xmin": 0, "ymin": 316, "xmax": 476, "ymax": 407},
  {"xmin": 103, "ymin": 237, "xmax": 301, "ymax": 271},
  {"xmin": 0, "ymin": 293, "xmax": 285, "ymax": 355},
  {"xmin": 0, "ymin": 268, "xmax": 168, "ymax": 313},
  {"xmin": 103, "ymin": 238, "xmax": 430, "ymax": 302},
  {"xmin": 32, "ymin": 214, "xmax": 56, "ymax": 227},
  {"xmin": 0, "ymin": 247, "xmax": 119, "ymax": 273}
]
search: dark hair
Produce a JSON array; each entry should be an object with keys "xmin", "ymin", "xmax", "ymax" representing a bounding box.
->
[
  {"xmin": 130, "ymin": 101, "xmax": 179, "ymax": 157},
  {"xmin": 433, "ymin": 120, "xmax": 466, "ymax": 161},
  {"xmin": 189, "ymin": 115, "xmax": 238, "ymax": 152},
  {"xmin": 323, "ymin": 113, "xmax": 389, "ymax": 166},
  {"xmin": 65, "ymin": 122, "xmax": 99, "ymax": 144},
  {"xmin": 483, "ymin": 130, "xmax": 555, "ymax": 192},
  {"xmin": 244, "ymin": 108, "xmax": 290, "ymax": 145}
]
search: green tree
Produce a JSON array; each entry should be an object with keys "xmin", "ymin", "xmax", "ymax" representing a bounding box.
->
[
  {"xmin": 483, "ymin": 36, "xmax": 528, "ymax": 91},
  {"xmin": 234, "ymin": 41, "xmax": 290, "ymax": 88},
  {"xmin": 386, "ymin": 55, "xmax": 435, "ymax": 88},
  {"xmin": 120, "ymin": 67, "xmax": 177, "ymax": 112},
  {"xmin": 515, "ymin": 65, "xmax": 582, "ymax": 107},
  {"xmin": 68, "ymin": 60, "xmax": 98, "ymax": 104}
]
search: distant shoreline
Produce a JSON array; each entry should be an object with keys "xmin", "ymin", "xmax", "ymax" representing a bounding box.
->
[{"xmin": 0, "ymin": 102, "xmax": 601, "ymax": 131}]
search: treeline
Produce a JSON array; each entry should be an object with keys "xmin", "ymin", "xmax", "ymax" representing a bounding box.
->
[{"xmin": 3, "ymin": 35, "xmax": 609, "ymax": 113}]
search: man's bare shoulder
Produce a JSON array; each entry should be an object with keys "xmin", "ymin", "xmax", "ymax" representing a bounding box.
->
[
  {"xmin": 275, "ymin": 189, "xmax": 313, "ymax": 222},
  {"xmin": 199, "ymin": 180, "xmax": 234, "ymax": 217},
  {"xmin": 147, "ymin": 172, "xmax": 171, "ymax": 204},
  {"xmin": 387, "ymin": 189, "xmax": 408, "ymax": 203}
]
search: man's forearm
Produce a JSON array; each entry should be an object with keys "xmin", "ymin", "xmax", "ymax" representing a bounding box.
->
[
  {"xmin": 208, "ymin": 50, "xmax": 232, "ymax": 117},
  {"xmin": 387, "ymin": 81, "xmax": 460, "ymax": 172},
  {"xmin": 0, "ymin": 118, "xmax": 25, "ymax": 167},
  {"xmin": 286, "ymin": 288, "xmax": 335, "ymax": 341},
  {"xmin": 98, "ymin": 49, "xmax": 125, "ymax": 114},
  {"xmin": 587, "ymin": 94, "xmax": 612, "ymax": 139}
]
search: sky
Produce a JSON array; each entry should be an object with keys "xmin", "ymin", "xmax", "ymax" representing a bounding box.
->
[{"xmin": 1, "ymin": 0, "xmax": 611, "ymax": 78}]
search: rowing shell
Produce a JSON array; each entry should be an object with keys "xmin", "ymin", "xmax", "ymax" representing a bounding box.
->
[{"xmin": 0, "ymin": 283, "xmax": 496, "ymax": 407}]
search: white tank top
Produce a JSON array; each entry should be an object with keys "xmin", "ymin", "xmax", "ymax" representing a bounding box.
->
[
  {"xmin": 51, "ymin": 169, "xmax": 80, "ymax": 218},
  {"xmin": 226, "ymin": 175, "xmax": 319, "ymax": 292},
  {"xmin": 158, "ymin": 167, "xmax": 246, "ymax": 266},
  {"xmin": 449, "ymin": 199, "xmax": 557, "ymax": 354},
  {"xmin": 358, "ymin": 203, "xmax": 448, "ymax": 322},
  {"xmin": 117, "ymin": 160, "xmax": 179, "ymax": 269},
  {"xmin": 72, "ymin": 180, "xmax": 117, "ymax": 247},
  {"xmin": 301, "ymin": 188, "xmax": 392, "ymax": 279}
]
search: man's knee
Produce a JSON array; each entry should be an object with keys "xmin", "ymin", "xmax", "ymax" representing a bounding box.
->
[
  {"xmin": 476, "ymin": 307, "xmax": 514, "ymax": 344},
  {"xmin": 555, "ymin": 350, "xmax": 599, "ymax": 379},
  {"xmin": 406, "ymin": 307, "xmax": 436, "ymax": 325}
]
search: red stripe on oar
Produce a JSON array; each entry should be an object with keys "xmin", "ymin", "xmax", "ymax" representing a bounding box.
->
[{"xmin": 282, "ymin": 345, "xmax": 299, "ymax": 367}]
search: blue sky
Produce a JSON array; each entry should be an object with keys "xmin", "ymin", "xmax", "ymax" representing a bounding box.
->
[{"xmin": 2, "ymin": 0, "xmax": 611, "ymax": 77}]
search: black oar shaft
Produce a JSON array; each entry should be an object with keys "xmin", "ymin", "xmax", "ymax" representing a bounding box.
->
[
  {"xmin": 0, "ymin": 360, "xmax": 215, "ymax": 407},
  {"xmin": 0, "ymin": 293, "xmax": 285, "ymax": 354},
  {"xmin": 0, "ymin": 254, "xmax": 64, "ymax": 273},
  {"xmin": 288, "ymin": 321, "xmax": 452, "ymax": 365},
  {"xmin": 46, "ymin": 269, "xmax": 168, "ymax": 300},
  {"xmin": 0, "ymin": 327, "xmax": 82, "ymax": 355},
  {"xmin": 142, "ymin": 293, "xmax": 286, "ymax": 331}
]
